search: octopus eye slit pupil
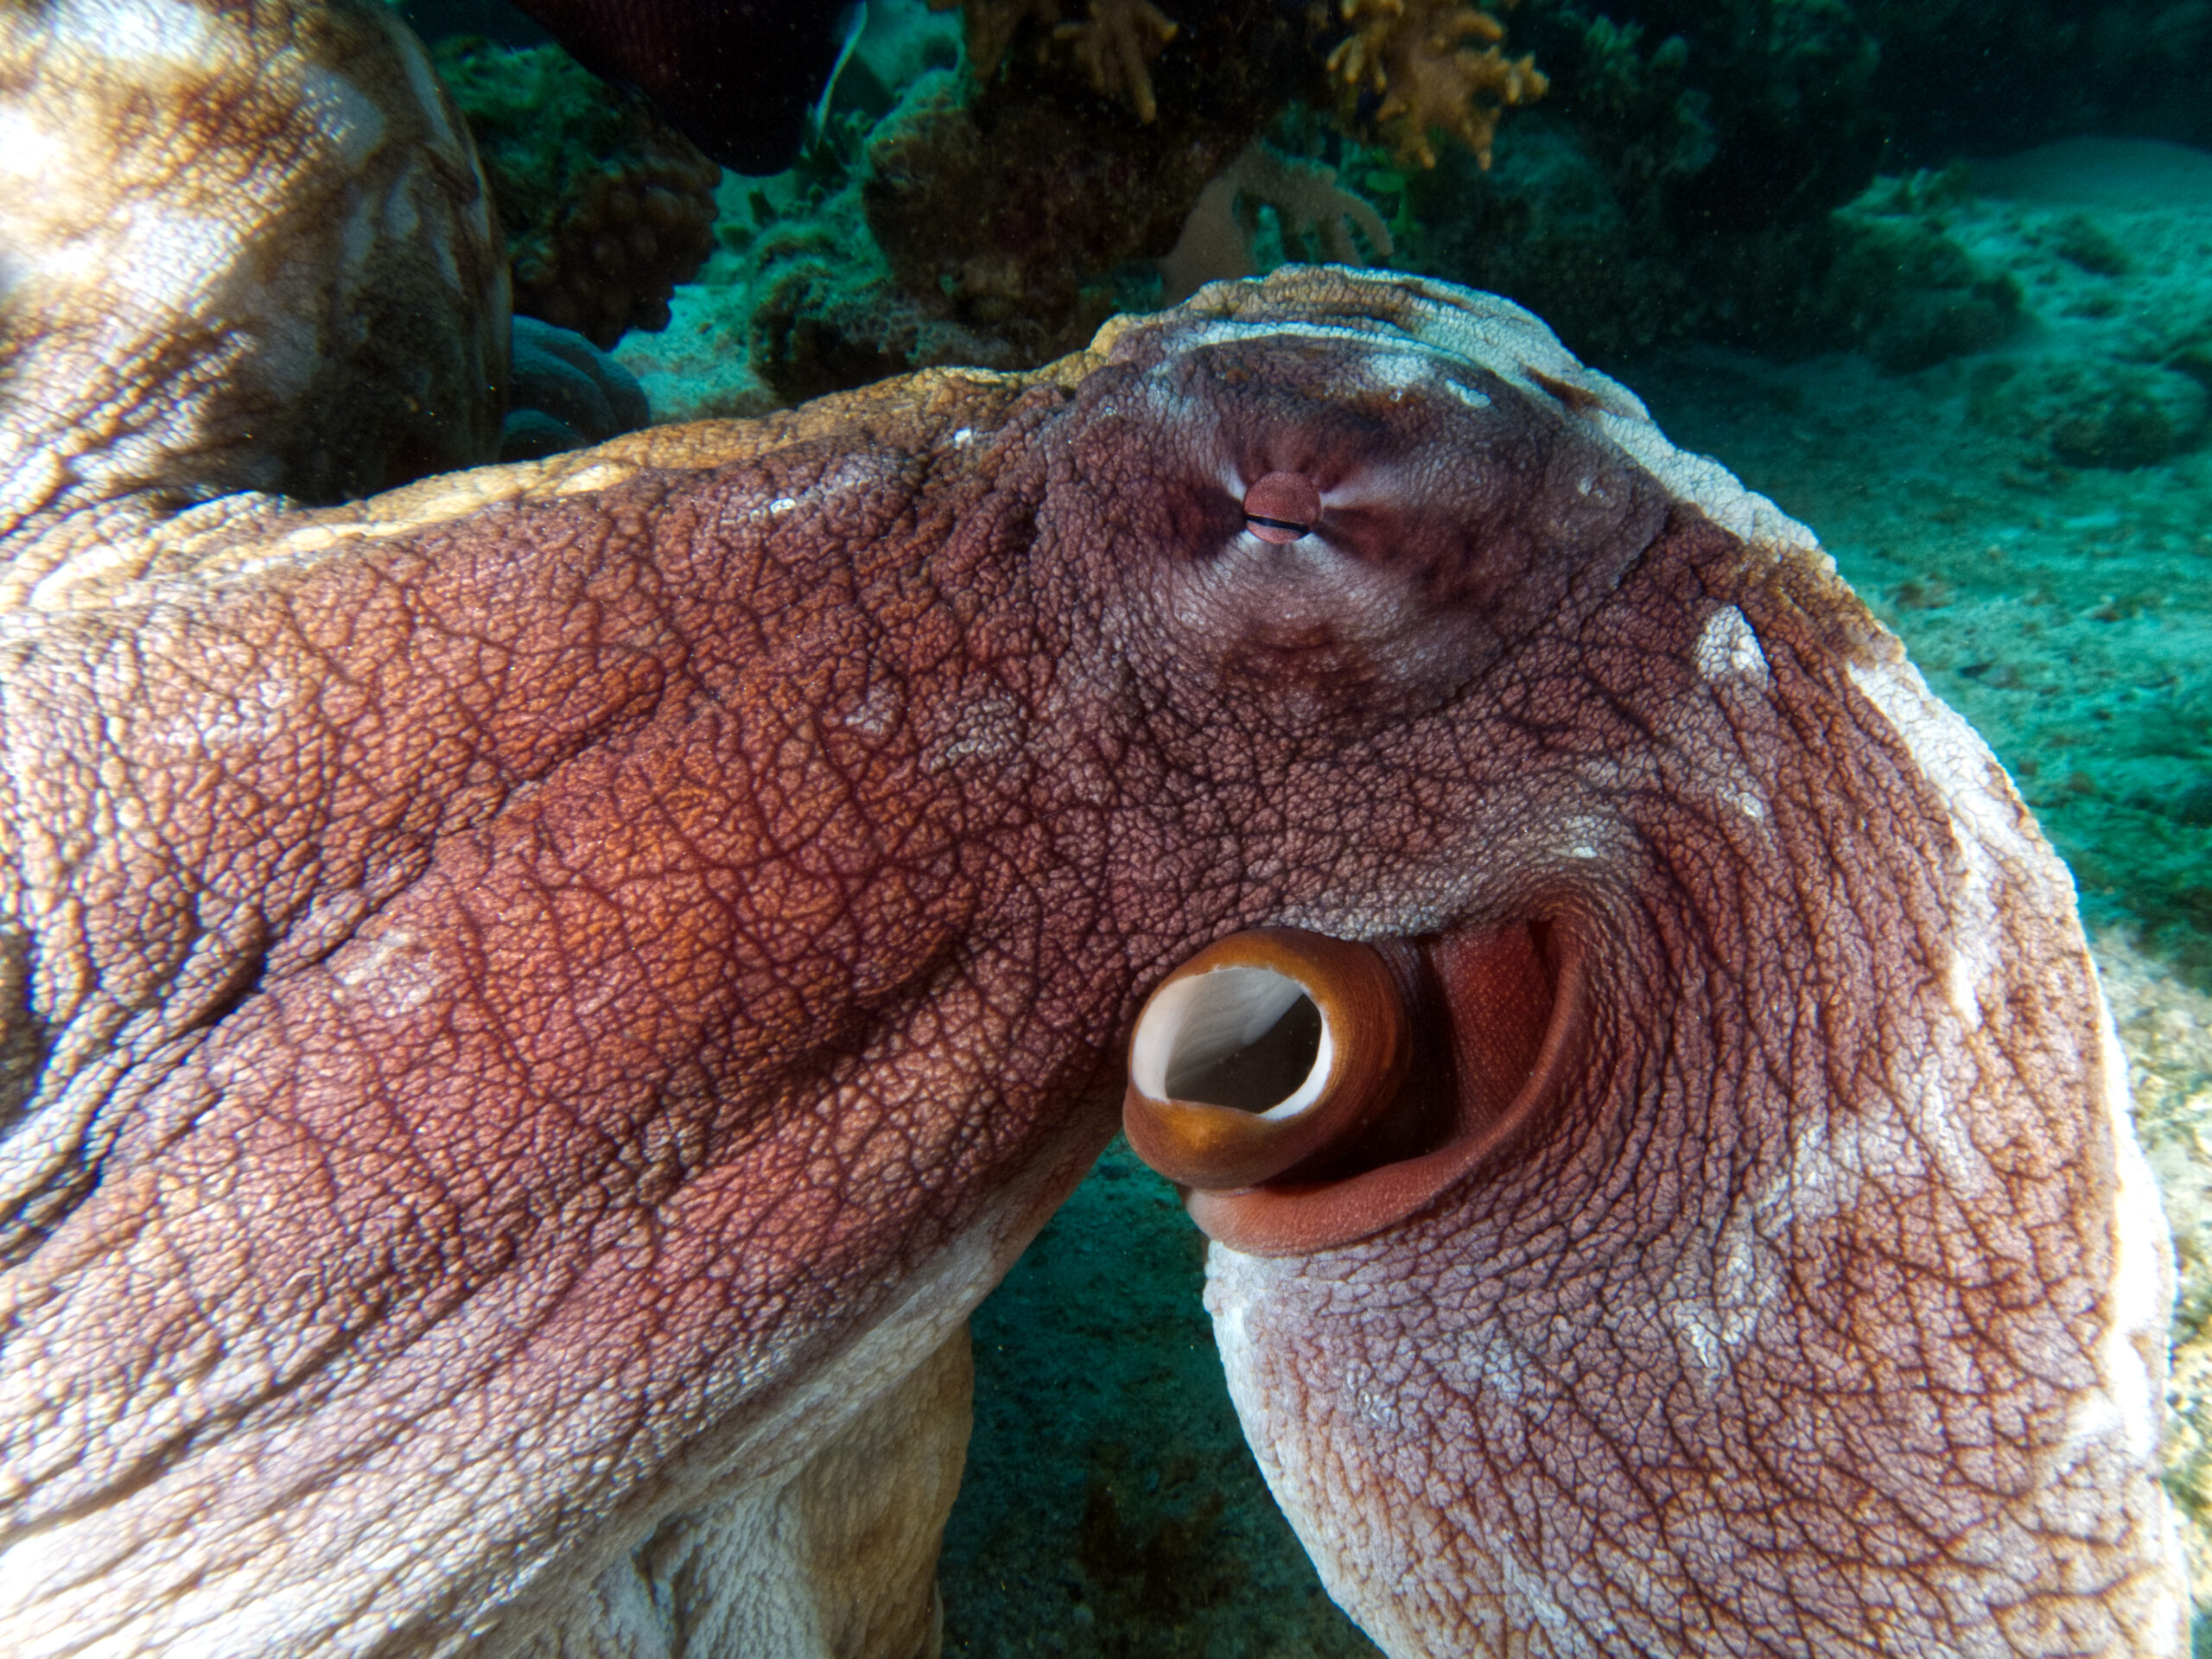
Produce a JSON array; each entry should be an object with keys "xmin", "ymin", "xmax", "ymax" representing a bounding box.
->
[{"xmin": 1242, "ymin": 469, "xmax": 1324, "ymax": 546}]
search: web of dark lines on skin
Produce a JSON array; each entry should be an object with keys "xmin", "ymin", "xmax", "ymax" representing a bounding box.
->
[
  {"xmin": 1231, "ymin": 493, "xmax": 2105, "ymax": 1647},
  {"xmin": 0, "ymin": 409, "xmax": 1123, "ymax": 1478},
  {"xmin": 7, "ymin": 286, "xmax": 2120, "ymax": 1653}
]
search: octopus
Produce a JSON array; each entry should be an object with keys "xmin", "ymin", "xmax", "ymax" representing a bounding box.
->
[{"xmin": 0, "ymin": 2, "xmax": 2190, "ymax": 1656}]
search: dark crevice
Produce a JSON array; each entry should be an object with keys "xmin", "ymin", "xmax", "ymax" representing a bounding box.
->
[
  {"xmin": 0, "ymin": 924, "xmax": 48, "ymax": 1141},
  {"xmin": 177, "ymin": 941, "xmax": 271, "ymax": 1035}
]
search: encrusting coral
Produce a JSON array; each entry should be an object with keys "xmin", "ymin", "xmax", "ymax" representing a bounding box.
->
[{"xmin": 1327, "ymin": 0, "xmax": 1546, "ymax": 168}]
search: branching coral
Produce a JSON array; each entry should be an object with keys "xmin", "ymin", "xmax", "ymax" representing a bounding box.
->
[
  {"xmin": 932, "ymin": 0, "xmax": 1179, "ymax": 123},
  {"xmin": 1159, "ymin": 141, "xmax": 1392, "ymax": 301},
  {"xmin": 1326, "ymin": 0, "xmax": 1545, "ymax": 169},
  {"xmin": 1053, "ymin": 0, "xmax": 1179, "ymax": 123}
]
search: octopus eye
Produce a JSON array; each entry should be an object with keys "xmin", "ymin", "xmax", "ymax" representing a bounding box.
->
[
  {"xmin": 1242, "ymin": 470, "xmax": 1323, "ymax": 544},
  {"xmin": 1124, "ymin": 929, "xmax": 1408, "ymax": 1191}
]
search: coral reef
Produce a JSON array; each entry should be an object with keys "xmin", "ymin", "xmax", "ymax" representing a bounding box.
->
[
  {"xmin": 866, "ymin": 0, "xmax": 1357, "ymax": 360},
  {"xmin": 432, "ymin": 38, "xmax": 721, "ymax": 348},
  {"xmin": 1395, "ymin": 115, "xmax": 1686, "ymax": 360},
  {"xmin": 864, "ymin": 68, "xmax": 1255, "ymax": 359},
  {"xmin": 1806, "ymin": 196, "xmax": 2024, "ymax": 371},
  {"xmin": 1381, "ymin": 3, "xmax": 2024, "ymax": 368},
  {"xmin": 1326, "ymin": 0, "xmax": 1547, "ymax": 168},
  {"xmin": 604, "ymin": 10, "xmax": 1035, "ymax": 417},
  {"xmin": 513, "ymin": 143, "xmax": 721, "ymax": 346},
  {"xmin": 1484, "ymin": 0, "xmax": 1882, "ymax": 238},
  {"xmin": 747, "ymin": 259, "xmax": 1026, "ymax": 407},
  {"xmin": 1649, "ymin": 0, "xmax": 1884, "ymax": 235},
  {"xmin": 1392, "ymin": 118, "xmax": 2035, "ymax": 371},
  {"xmin": 1158, "ymin": 141, "xmax": 1393, "ymax": 302},
  {"xmin": 1971, "ymin": 357, "xmax": 2209, "ymax": 471},
  {"xmin": 831, "ymin": 0, "xmax": 1539, "ymax": 372},
  {"xmin": 938, "ymin": 0, "xmax": 1183, "ymax": 122},
  {"xmin": 1054, "ymin": 0, "xmax": 1181, "ymax": 123},
  {"xmin": 740, "ymin": 166, "xmax": 1025, "ymax": 404}
]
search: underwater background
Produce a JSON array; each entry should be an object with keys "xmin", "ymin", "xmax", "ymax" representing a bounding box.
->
[{"xmin": 390, "ymin": 0, "xmax": 2212, "ymax": 1648}]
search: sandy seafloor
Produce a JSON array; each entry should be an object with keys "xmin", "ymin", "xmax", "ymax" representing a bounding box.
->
[{"xmin": 622, "ymin": 145, "xmax": 2212, "ymax": 1656}]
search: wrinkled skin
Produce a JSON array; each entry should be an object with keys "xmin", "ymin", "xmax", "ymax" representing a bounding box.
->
[
  {"xmin": 2, "ymin": 258, "xmax": 2189, "ymax": 1655},
  {"xmin": 0, "ymin": 8, "xmax": 2189, "ymax": 1650}
]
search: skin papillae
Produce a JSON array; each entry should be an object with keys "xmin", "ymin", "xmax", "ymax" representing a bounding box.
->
[{"xmin": 0, "ymin": 6, "xmax": 2190, "ymax": 1654}]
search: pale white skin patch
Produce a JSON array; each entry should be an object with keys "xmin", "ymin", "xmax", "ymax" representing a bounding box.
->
[
  {"xmin": 2087, "ymin": 982, "xmax": 2175, "ymax": 1468},
  {"xmin": 1693, "ymin": 605, "xmax": 1768, "ymax": 685},
  {"xmin": 48, "ymin": 0, "xmax": 219, "ymax": 69},
  {"xmin": 1846, "ymin": 652, "xmax": 2041, "ymax": 1027}
]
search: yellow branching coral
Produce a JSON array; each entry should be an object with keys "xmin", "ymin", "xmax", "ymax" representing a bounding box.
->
[
  {"xmin": 1326, "ymin": 0, "xmax": 1546, "ymax": 169},
  {"xmin": 1053, "ymin": 0, "xmax": 1179, "ymax": 123}
]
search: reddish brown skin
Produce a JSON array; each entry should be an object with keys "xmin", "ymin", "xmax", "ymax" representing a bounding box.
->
[
  {"xmin": 0, "ymin": 270, "xmax": 1669, "ymax": 1644},
  {"xmin": 0, "ymin": 269, "xmax": 2179, "ymax": 1653},
  {"xmin": 1205, "ymin": 546, "xmax": 2156, "ymax": 1649},
  {"xmin": 2, "ymin": 378, "xmax": 1134, "ymax": 1647}
]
